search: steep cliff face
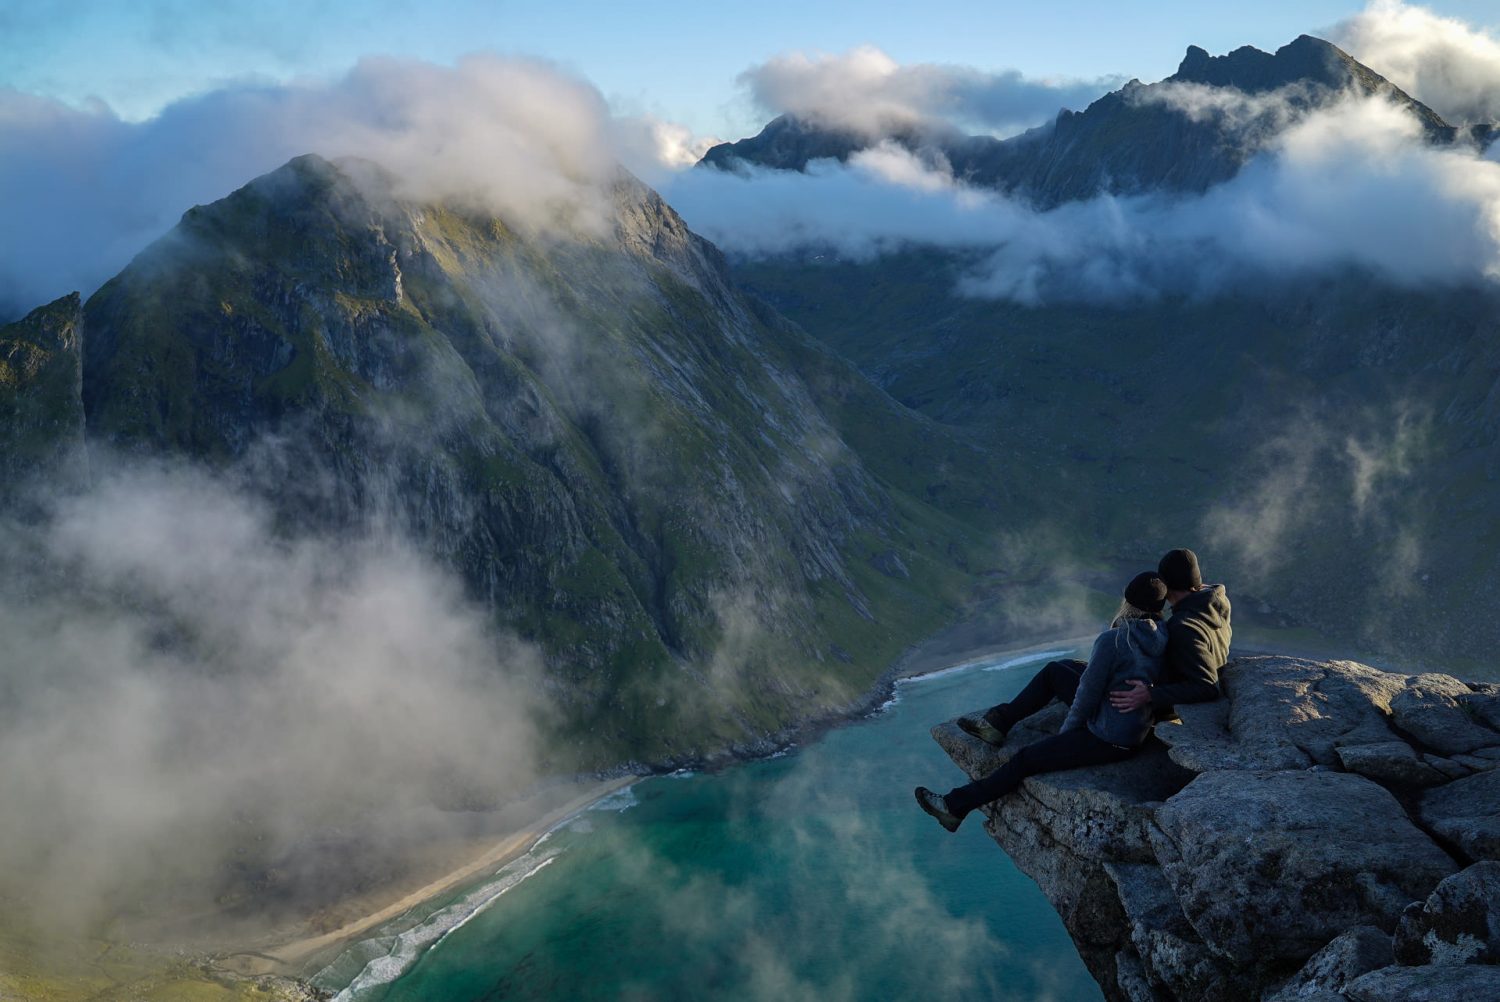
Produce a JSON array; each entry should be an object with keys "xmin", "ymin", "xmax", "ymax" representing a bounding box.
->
[
  {"xmin": 0, "ymin": 292, "xmax": 87, "ymax": 506},
  {"xmin": 933, "ymin": 657, "xmax": 1500, "ymax": 1001},
  {"xmin": 7, "ymin": 154, "xmax": 997, "ymax": 766}
]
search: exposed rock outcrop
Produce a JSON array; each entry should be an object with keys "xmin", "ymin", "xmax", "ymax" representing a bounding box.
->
[
  {"xmin": 0, "ymin": 292, "xmax": 88, "ymax": 507},
  {"xmin": 933, "ymin": 656, "xmax": 1500, "ymax": 1001}
]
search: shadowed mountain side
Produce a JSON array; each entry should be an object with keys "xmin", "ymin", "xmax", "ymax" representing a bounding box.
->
[
  {"xmin": 701, "ymin": 35, "xmax": 1494, "ymax": 208},
  {"xmin": 931, "ymin": 656, "xmax": 1500, "ymax": 1000},
  {"xmin": 0, "ymin": 293, "xmax": 88, "ymax": 507},
  {"xmin": 733, "ymin": 249, "xmax": 1500, "ymax": 674},
  {"xmin": 13, "ymin": 154, "xmax": 1017, "ymax": 767}
]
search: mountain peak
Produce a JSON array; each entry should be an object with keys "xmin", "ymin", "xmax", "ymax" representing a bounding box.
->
[
  {"xmin": 700, "ymin": 32, "xmax": 1468, "ymax": 209},
  {"xmin": 699, "ymin": 114, "xmax": 875, "ymax": 174},
  {"xmin": 1169, "ymin": 34, "xmax": 1353, "ymax": 92}
]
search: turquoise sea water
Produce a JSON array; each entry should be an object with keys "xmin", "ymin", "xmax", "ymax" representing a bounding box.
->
[{"xmin": 314, "ymin": 649, "xmax": 1104, "ymax": 1001}]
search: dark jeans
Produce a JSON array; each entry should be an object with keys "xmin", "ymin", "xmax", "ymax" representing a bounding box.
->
[
  {"xmin": 983, "ymin": 659, "xmax": 1086, "ymax": 731},
  {"xmin": 945, "ymin": 727, "xmax": 1133, "ymax": 816}
]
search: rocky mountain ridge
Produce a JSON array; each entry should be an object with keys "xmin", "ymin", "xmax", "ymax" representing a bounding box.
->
[
  {"xmin": 1, "ymin": 153, "xmax": 1004, "ymax": 767},
  {"xmin": 701, "ymin": 34, "xmax": 1495, "ymax": 207},
  {"xmin": 933, "ymin": 656, "xmax": 1500, "ymax": 1001}
]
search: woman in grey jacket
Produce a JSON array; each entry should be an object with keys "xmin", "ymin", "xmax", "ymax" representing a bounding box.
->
[{"xmin": 915, "ymin": 571, "xmax": 1169, "ymax": 833}]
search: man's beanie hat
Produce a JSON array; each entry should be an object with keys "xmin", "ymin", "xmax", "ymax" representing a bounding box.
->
[
  {"xmin": 1125, "ymin": 572, "xmax": 1168, "ymax": 616},
  {"xmin": 1158, "ymin": 548, "xmax": 1202, "ymax": 591}
]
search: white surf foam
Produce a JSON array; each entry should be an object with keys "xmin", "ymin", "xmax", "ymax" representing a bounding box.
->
[
  {"xmin": 590, "ymin": 784, "xmax": 642, "ymax": 810},
  {"xmin": 322, "ymin": 849, "xmax": 562, "ymax": 1000},
  {"xmin": 897, "ymin": 647, "xmax": 1074, "ymax": 690},
  {"xmin": 319, "ymin": 785, "xmax": 641, "ymax": 999},
  {"xmin": 980, "ymin": 648, "xmax": 1074, "ymax": 673}
]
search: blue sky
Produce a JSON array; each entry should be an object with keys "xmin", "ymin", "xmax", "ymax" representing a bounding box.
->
[
  {"xmin": 8, "ymin": 0, "xmax": 1500, "ymax": 319},
  {"xmin": 5, "ymin": 0, "xmax": 1499, "ymax": 138}
]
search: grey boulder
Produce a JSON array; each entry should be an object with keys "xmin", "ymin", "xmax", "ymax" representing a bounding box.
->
[
  {"xmin": 1393, "ymin": 861, "xmax": 1500, "ymax": 965},
  {"xmin": 1343, "ymin": 962, "xmax": 1500, "ymax": 1001},
  {"xmin": 1420, "ymin": 769, "xmax": 1500, "ymax": 862},
  {"xmin": 1150, "ymin": 770, "xmax": 1456, "ymax": 965},
  {"xmin": 1263, "ymin": 925, "xmax": 1393, "ymax": 1001}
]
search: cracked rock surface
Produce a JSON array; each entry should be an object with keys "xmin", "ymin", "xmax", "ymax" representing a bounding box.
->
[{"xmin": 932, "ymin": 656, "xmax": 1500, "ymax": 1001}]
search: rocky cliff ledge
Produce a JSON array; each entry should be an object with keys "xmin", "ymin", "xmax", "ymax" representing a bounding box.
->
[{"xmin": 933, "ymin": 656, "xmax": 1500, "ymax": 1001}]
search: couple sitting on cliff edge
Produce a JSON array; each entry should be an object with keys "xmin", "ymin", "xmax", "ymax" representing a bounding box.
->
[{"xmin": 915, "ymin": 547, "xmax": 1232, "ymax": 833}]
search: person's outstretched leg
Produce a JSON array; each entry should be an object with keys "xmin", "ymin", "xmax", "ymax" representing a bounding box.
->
[
  {"xmin": 943, "ymin": 728, "xmax": 1131, "ymax": 817},
  {"xmin": 962, "ymin": 659, "xmax": 1086, "ymax": 743}
]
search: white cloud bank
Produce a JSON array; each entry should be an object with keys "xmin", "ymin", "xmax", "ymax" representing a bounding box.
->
[
  {"xmin": 740, "ymin": 45, "xmax": 1120, "ymax": 140},
  {"xmin": 0, "ymin": 460, "xmax": 549, "ymax": 933},
  {"xmin": 8, "ymin": 2, "xmax": 1500, "ymax": 320},
  {"xmin": 1331, "ymin": 0, "xmax": 1500, "ymax": 124},
  {"xmin": 0, "ymin": 54, "xmax": 701, "ymax": 318},
  {"xmin": 668, "ymin": 92, "xmax": 1500, "ymax": 304},
  {"xmin": 662, "ymin": 2, "xmax": 1500, "ymax": 304}
]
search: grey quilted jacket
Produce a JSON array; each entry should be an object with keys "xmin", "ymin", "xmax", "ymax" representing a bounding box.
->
[{"xmin": 1061, "ymin": 618, "xmax": 1168, "ymax": 747}]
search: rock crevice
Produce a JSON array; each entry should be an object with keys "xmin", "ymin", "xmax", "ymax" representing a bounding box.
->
[{"xmin": 933, "ymin": 656, "xmax": 1500, "ymax": 1001}]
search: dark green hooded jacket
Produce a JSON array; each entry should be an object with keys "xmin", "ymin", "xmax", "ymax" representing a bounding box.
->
[{"xmin": 1150, "ymin": 584, "xmax": 1231, "ymax": 710}]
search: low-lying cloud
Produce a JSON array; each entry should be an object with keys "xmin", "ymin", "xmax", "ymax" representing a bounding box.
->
[
  {"xmin": 0, "ymin": 54, "xmax": 696, "ymax": 320},
  {"xmin": 1200, "ymin": 402, "xmax": 1437, "ymax": 652},
  {"xmin": 0, "ymin": 457, "xmax": 548, "ymax": 935},
  {"xmin": 741, "ymin": 45, "xmax": 1121, "ymax": 140},
  {"xmin": 12, "ymin": 6, "xmax": 1500, "ymax": 321},
  {"xmin": 668, "ymin": 93, "xmax": 1500, "ymax": 304},
  {"xmin": 1331, "ymin": 0, "xmax": 1500, "ymax": 125},
  {"xmin": 672, "ymin": 4, "xmax": 1500, "ymax": 305}
]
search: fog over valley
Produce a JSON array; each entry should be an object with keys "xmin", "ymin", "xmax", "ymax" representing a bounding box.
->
[{"xmin": 5, "ymin": 2, "xmax": 1500, "ymax": 1000}]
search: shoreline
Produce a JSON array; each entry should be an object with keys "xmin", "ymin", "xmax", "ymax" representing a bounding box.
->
[
  {"xmin": 219, "ymin": 634, "xmax": 1089, "ymax": 988},
  {"xmin": 218, "ymin": 774, "xmax": 637, "ymax": 979},
  {"xmin": 220, "ymin": 629, "xmax": 1458, "ymax": 994},
  {"xmin": 892, "ymin": 634, "xmax": 1095, "ymax": 683}
]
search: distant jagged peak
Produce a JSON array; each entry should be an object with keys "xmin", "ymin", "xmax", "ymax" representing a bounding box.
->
[
  {"xmin": 1162, "ymin": 34, "xmax": 1451, "ymax": 133},
  {"xmin": 697, "ymin": 111, "xmax": 962, "ymax": 176},
  {"xmin": 1170, "ymin": 35, "xmax": 1360, "ymax": 93},
  {"xmin": 699, "ymin": 32, "xmax": 1469, "ymax": 190}
]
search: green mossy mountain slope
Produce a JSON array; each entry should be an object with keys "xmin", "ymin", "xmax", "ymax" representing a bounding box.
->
[
  {"xmin": 736, "ymin": 249, "xmax": 1500, "ymax": 674},
  {"xmin": 35, "ymin": 155, "xmax": 1009, "ymax": 767}
]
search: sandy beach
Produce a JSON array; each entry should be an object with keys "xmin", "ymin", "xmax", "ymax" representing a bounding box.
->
[{"xmin": 218, "ymin": 775, "xmax": 637, "ymax": 978}]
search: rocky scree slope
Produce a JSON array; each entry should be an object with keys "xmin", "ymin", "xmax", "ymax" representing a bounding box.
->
[
  {"xmin": 701, "ymin": 35, "xmax": 1493, "ymax": 208},
  {"xmin": 2, "ymin": 153, "xmax": 1002, "ymax": 767},
  {"xmin": 933, "ymin": 656, "xmax": 1500, "ymax": 1001}
]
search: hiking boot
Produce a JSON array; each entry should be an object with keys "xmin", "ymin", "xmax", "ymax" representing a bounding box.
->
[
  {"xmin": 957, "ymin": 713, "xmax": 1007, "ymax": 747},
  {"xmin": 914, "ymin": 786, "xmax": 963, "ymax": 832}
]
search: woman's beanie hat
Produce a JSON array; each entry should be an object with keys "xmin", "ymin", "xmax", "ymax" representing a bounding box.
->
[
  {"xmin": 1125, "ymin": 572, "xmax": 1168, "ymax": 616},
  {"xmin": 1158, "ymin": 548, "xmax": 1202, "ymax": 592}
]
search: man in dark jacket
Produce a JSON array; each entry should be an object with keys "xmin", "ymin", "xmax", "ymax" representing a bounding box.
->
[{"xmin": 1108, "ymin": 548, "xmax": 1231, "ymax": 715}]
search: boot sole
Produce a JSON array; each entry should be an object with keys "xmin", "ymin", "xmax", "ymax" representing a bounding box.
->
[{"xmin": 914, "ymin": 787, "xmax": 962, "ymax": 832}]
